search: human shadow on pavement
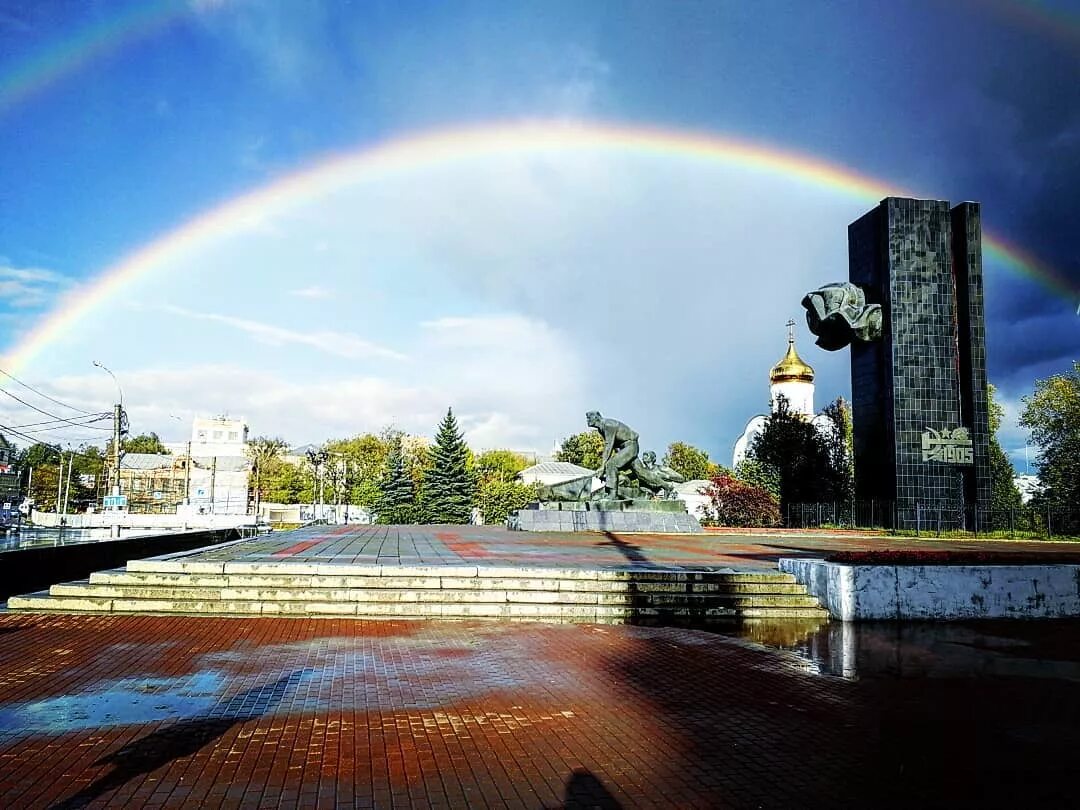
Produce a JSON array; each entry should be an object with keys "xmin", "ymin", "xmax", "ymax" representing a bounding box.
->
[
  {"xmin": 560, "ymin": 768, "xmax": 623, "ymax": 809},
  {"xmin": 598, "ymin": 532, "xmax": 651, "ymax": 565},
  {"xmin": 50, "ymin": 668, "xmax": 314, "ymax": 810}
]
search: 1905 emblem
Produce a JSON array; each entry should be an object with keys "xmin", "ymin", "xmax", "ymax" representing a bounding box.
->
[{"xmin": 922, "ymin": 427, "xmax": 973, "ymax": 464}]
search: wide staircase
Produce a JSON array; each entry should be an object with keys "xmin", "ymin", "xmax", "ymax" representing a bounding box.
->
[{"xmin": 8, "ymin": 557, "xmax": 828, "ymax": 623}]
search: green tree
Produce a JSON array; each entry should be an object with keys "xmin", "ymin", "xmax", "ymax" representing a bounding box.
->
[
  {"xmin": 261, "ymin": 460, "xmax": 307, "ymax": 504},
  {"xmin": 247, "ymin": 436, "xmax": 288, "ymax": 509},
  {"xmin": 20, "ymin": 442, "xmax": 62, "ymax": 510},
  {"xmin": 122, "ymin": 432, "xmax": 168, "ymax": 454},
  {"xmin": 477, "ymin": 449, "xmax": 529, "ymax": 482},
  {"xmin": 375, "ymin": 435, "xmax": 417, "ymax": 524},
  {"xmin": 734, "ymin": 457, "xmax": 781, "ymax": 502},
  {"xmin": 662, "ymin": 442, "xmax": 713, "ymax": 481},
  {"xmin": 476, "ymin": 478, "xmax": 537, "ymax": 525},
  {"xmin": 748, "ymin": 396, "xmax": 834, "ymax": 510},
  {"xmin": 821, "ymin": 397, "xmax": 855, "ymax": 502},
  {"xmin": 988, "ymin": 384, "xmax": 1022, "ymax": 512},
  {"xmin": 1019, "ymin": 361, "xmax": 1080, "ymax": 510},
  {"xmin": 423, "ymin": 408, "xmax": 475, "ymax": 524},
  {"xmin": 325, "ymin": 433, "xmax": 391, "ymax": 509},
  {"xmin": 555, "ymin": 430, "xmax": 604, "ymax": 469}
]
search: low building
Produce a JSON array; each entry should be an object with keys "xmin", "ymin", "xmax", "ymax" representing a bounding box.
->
[
  {"xmin": 118, "ymin": 452, "xmax": 250, "ymax": 515},
  {"xmin": 674, "ymin": 479, "xmax": 712, "ymax": 520},
  {"xmin": 165, "ymin": 415, "xmax": 249, "ymax": 458},
  {"xmin": 519, "ymin": 461, "xmax": 595, "ymax": 487}
]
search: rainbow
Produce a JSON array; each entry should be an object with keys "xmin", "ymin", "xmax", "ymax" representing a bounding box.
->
[
  {"xmin": 0, "ymin": 1, "xmax": 187, "ymax": 113},
  {"xmin": 4, "ymin": 121, "xmax": 1076, "ymax": 373}
]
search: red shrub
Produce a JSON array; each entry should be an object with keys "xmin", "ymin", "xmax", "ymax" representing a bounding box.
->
[{"xmin": 702, "ymin": 473, "xmax": 781, "ymax": 528}]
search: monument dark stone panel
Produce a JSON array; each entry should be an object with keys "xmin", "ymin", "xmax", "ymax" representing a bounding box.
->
[{"xmin": 844, "ymin": 197, "xmax": 991, "ymax": 528}]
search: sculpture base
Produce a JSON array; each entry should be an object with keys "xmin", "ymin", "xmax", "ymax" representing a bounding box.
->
[{"xmin": 509, "ymin": 502, "xmax": 703, "ymax": 534}]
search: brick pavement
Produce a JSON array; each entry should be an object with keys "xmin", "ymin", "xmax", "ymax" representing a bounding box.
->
[{"xmin": 1, "ymin": 613, "xmax": 1078, "ymax": 808}]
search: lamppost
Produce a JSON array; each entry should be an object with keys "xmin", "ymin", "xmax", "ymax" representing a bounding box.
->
[
  {"xmin": 92, "ymin": 361, "xmax": 125, "ymax": 498},
  {"xmin": 306, "ymin": 449, "xmax": 329, "ymax": 522}
]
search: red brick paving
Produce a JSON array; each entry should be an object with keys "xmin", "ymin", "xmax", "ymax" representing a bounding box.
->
[{"xmin": 1, "ymin": 614, "xmax": 1078, "ymax": 808}]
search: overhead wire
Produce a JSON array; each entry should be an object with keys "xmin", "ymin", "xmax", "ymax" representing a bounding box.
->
[
  {"xmin": 0, "ymin": 384, "xmax": 114, "ymax": 430},
  {"xmin": 0, "ymin": 366, "xmax": 96, "ymax": 415}
]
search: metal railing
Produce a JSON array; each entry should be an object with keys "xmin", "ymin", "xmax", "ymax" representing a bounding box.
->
[{"xmin": 786, "ymin": 501, "xmax": 1080, "ymax": 539}]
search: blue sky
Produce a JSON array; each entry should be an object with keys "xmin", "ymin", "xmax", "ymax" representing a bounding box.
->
[{"xmin": 0, "ymin": 0, "xmax": 1077, "ymax": 466}]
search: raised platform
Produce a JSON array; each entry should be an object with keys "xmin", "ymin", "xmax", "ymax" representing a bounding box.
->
[
  {"xmin": 6, "ymin": 525, "xmax": 823, "ymax": 623},
  {"xmin": 781, "ymin": 557, "xmax": 1080, "ymax": 620}
]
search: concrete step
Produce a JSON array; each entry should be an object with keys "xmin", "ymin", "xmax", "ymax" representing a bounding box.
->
[
  {"xmin": 120, "ymin": 560, "xmax": 798, "ymax": 584},
  {"xmin": 49, "ymin": 582, "xmax": 822, "ymax": 609},
  {"xmin": 9, "ymin": 592, "xmax": 829, "ymax": 622}
]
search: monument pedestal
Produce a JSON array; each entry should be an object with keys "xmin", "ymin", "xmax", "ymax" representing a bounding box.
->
[{"xmin": 509, "ymin": 500, "xmax": 703, "ymax": 534}]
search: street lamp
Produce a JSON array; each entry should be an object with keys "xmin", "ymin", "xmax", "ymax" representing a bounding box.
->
[{"xmin": 92, "ymin": 360, "xmax": 123, "ymax": 409}]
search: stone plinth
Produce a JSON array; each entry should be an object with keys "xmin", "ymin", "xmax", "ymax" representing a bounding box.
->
[{"xmin": 510, "ymin": 502, "xmax": 703, "ymax": 533}]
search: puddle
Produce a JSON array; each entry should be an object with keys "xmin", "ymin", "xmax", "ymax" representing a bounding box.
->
[{"xmin": 712, "ymin": 619, "xmax": 1080, "ymax": 681}]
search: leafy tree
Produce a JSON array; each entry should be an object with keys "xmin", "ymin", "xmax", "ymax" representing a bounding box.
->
[
  {"xmin": 476, "ymin": 478, "xmax": 537, "ymax": 525},
  {"xmin": 820, "ymin": 397, "xmax": 855, "ymax": 502},
  {"xmin": 734, "ymin": 457, "xmax": 781, "ymax": 502},
  {"xmin": 662, "ymin": 442, "xmax": 713, "ymax": 481},
  {"xmin": 375, "ymin": 435, "xmax": 417, "ymax": 524},
  {"xmin": 1019, "ymin": 361, "xmax": 1080, "ymax": 510},
  {"xmin": 555, "ymin": 431, "xmax": 604, "ymax": 469},
  {"xmin": 701, "ymin": 472, "xmax": 781, "ymax": 527},
  {"xmin": 988, "ymin": 384, "xmax": 1022, "ymax": 512},
  {"xmin": 325, "ymin": 433, "xmax": 391, "ymax": 509},
  {"xmin": 261, "ymin": 460, "xmax": 307, "ymax": 504},
  {"xmin": 122, "ymin": 432, "xmax": 168, "ymax": 454},
  {"xmin": 247, "ymin": 436, "xmax": 288, "ymax": 508},
  {"xmin": 748, "ymin": 396, "xmax": 835, "ymax": 510},
  {"xmin": 423, "ymin": 408, "xmax": 475, "ymax": 524},
  {"xmin": 20, "ymin": 443, "xmax": 62, "ymax": 510},
  {"xmin": 477, "ymin": 449, "xmax": 529, "ymax": 482}
]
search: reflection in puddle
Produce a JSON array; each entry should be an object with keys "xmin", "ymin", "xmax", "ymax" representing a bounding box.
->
[{"xmin": 719, "ymin": 619, "xmax": 1080, "ymax": 682}]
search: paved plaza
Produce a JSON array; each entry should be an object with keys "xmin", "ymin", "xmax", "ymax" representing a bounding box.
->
[
  {"xmin": 1, "ymin": 613, "xmax": 1079, "ymax": 808},
  {"xmin": 111, "ymin": 524, "xmax": 1080, "ymax": 573},
  {"xmin": 4, "ymin": 526, "xmax": 1080, "ymax": 807}
]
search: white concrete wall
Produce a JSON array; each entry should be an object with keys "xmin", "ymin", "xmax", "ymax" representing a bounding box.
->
[
  {"xmin": 780, "ymin": 557, "xmax": 1080, "ymax": 620},
  {"xmin": 31, "ymin": 510, "xmax": 255, "ymax": 531}
]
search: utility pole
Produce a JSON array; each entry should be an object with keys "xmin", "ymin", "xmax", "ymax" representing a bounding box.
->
[
  {"xmin": 61, "ymin": 454, "xmax": 73, "ymax": 516},
  {"xmin": 112, "ymin": 402, "xmax": 122, "ymax": 496},
  {"xmin": 56, "ymin": 452, "xmax": 64, "ymax": 513},
  {"xmin": 210, "ymin": 456, "xmax": 217, "ymax": 514},
  {"xmin": 184, "ymin": 441, "xmax": 192, "ymax": 505}
]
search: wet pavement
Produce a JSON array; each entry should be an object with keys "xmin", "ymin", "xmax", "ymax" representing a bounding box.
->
[{"xmin": 1, "ymin": 613, "xmax": 1078, "ymax": 808}]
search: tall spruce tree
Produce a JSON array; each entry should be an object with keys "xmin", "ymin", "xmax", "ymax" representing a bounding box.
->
[
  {"xmin": 375, "ymin": 435, "xmax": 416, "ymax": 524},
  {"xmin": 424, "ymin": 408, "xmax": 475, "ymax": 524}
]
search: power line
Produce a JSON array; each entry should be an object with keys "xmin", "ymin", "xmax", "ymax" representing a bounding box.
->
[
  {"xmin": 5, "ymin": 413, "xmax": 112, "ymax": 431},
  {"xmin": 0, "ymin": 385, "xmax": 114, "ymax": 430},
  {"xmin": 0, "ymin": 420, "xmax": 114, "ymax": 463},
  {"xmin": 0, "ymin": 366, "xmax": 96, "ymax": 415}
]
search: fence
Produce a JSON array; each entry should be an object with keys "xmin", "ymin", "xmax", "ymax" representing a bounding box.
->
[{"xmin": 786, "ymin": 501, "xmax": 1080, "ymax": 539}]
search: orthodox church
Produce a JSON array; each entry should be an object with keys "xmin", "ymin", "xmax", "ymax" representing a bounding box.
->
[{"xmin": 732, "ymin": 321, "xmax": 834, "ymax": 468}]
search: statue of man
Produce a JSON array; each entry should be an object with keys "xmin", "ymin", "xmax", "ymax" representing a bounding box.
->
[{"xmin": 586, "ymin": 411, "xmax": 639, "ymax": 499}]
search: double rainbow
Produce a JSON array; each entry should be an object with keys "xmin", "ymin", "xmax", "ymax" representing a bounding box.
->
[{"xmin": 3, "ymin": 121, "xmax": 1075, "ymax": 374}]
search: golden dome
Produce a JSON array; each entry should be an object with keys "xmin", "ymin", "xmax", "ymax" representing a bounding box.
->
[{"xmin": 770, "ymin": 336, "xmax": 815, "ymax": 384}]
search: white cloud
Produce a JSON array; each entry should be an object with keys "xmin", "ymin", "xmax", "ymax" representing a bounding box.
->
[
  {"xmin": 160, "ymin": 305, "xmax": 407, "ymax": 361},
  {"xmin": 0, "ymin": 263, "xmax": 69, "ymax": 308},
  {"xmin": 290, "ymin": 285, "xmax": 332, "ymax": 300}
]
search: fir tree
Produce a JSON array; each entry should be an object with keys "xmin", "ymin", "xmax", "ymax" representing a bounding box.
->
[
  {"xmin": 375, "ymin": 435, "xmax": 416, "ymax": 524},
  {"xmin": 424, "ymin": 407, "xmax": 476, "ymax": 524}
]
